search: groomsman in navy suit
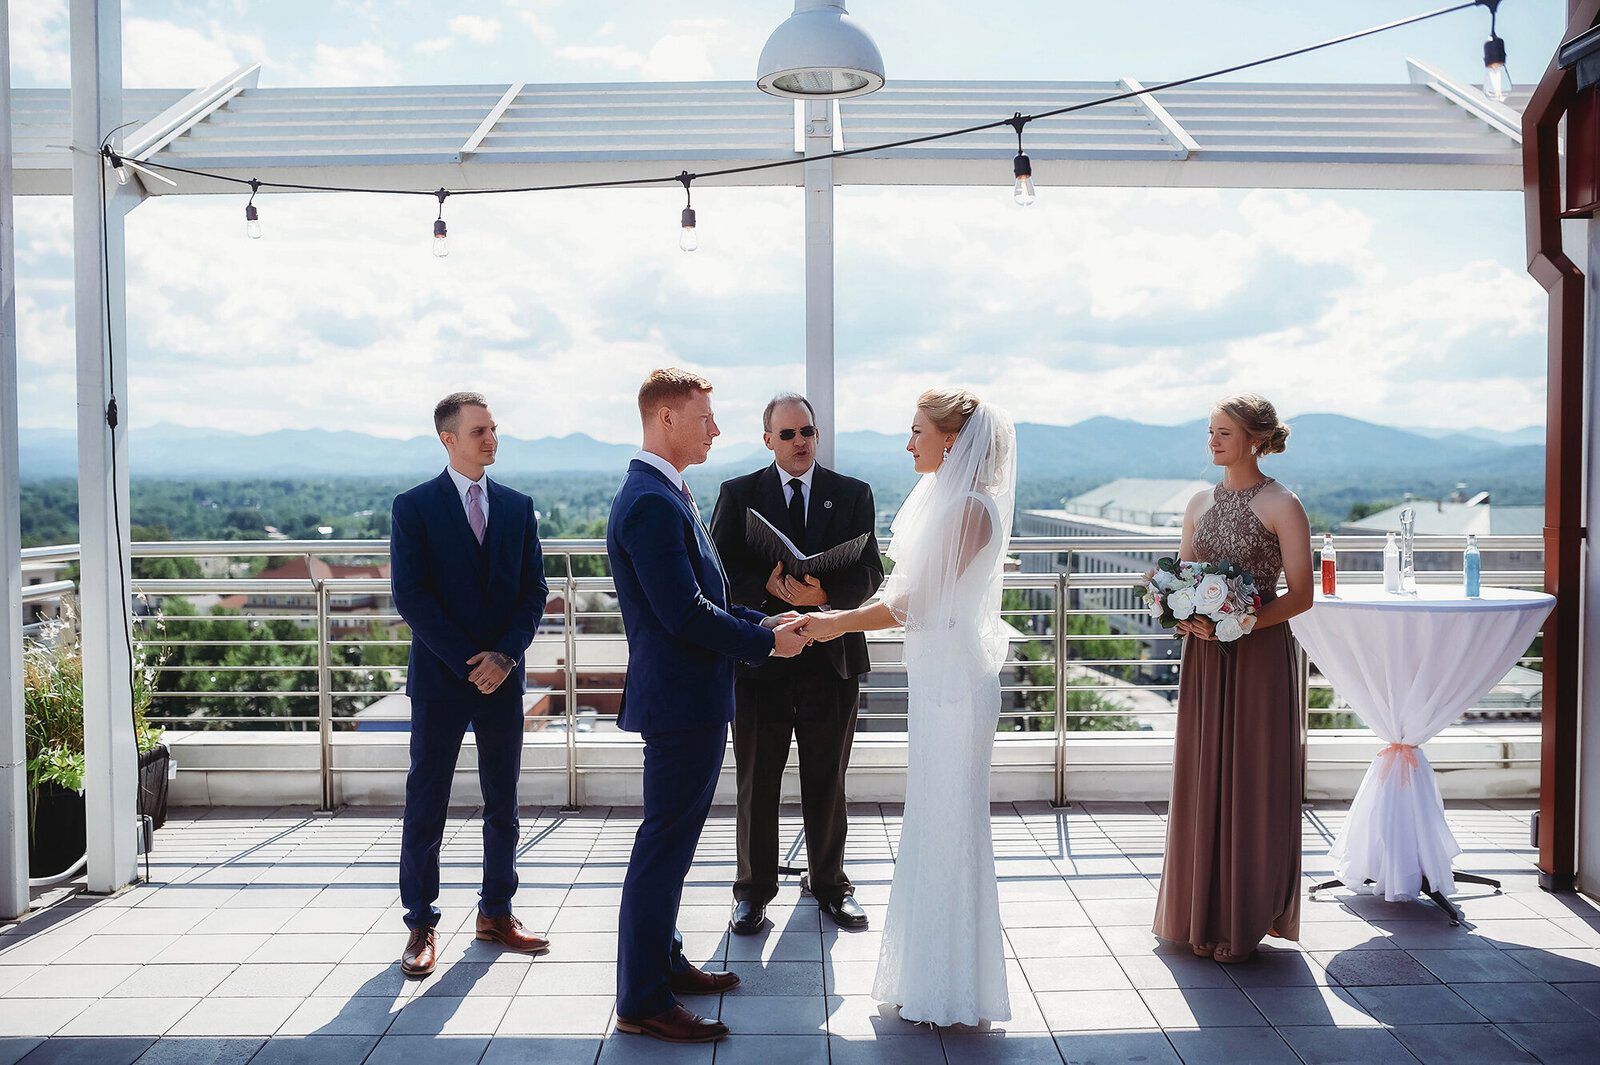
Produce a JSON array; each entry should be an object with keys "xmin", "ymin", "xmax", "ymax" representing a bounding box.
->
[
  {"xmin": 607, "ymin": 369, "xmax": 810, "ymax": 1043},
  {"xmin": 390, "ymin": 392, "xmax": 551, "ymax": 978}
]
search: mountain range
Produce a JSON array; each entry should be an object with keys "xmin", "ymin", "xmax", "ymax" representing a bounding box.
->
[{"xmin": 17, "ymin": 416, "xmax": 1545, "ymax": 492}]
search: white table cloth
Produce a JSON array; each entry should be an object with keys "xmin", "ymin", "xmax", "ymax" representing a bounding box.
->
[{"xmin": 1290, "ymin": 586, "xmax": 1553, "ymax": 901}]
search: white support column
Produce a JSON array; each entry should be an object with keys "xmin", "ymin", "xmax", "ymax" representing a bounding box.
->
[
  {"xmin": 804, "ymin": 98, "xmax": 837, "ymax": 467},
  {"xmin": 0, "ymin": 0, "xmax": 31, "ymax": 920},
  {"xmin": 71, "ymin": 0, "xmax": 139, "ymax": 894}
]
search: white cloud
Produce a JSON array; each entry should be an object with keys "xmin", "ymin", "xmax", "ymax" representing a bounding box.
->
[
  {"xmin": 122, "ymin": 18, "xmax": 267, "ymax": 88},
  {"xmin": 413, "ymin": 37, "xmax": 452, "ymax": 56},
  {"xmin": 10, "ymin": 179, "xmax": 1544, "ymax": 448},
  {"xmin": 8, "ymin": 0, "xmax": 69, "ymax": 83},
  {"xmin": 555, "ymin": 18, "xmax": 762, "ymax": 80},
  {"xmin": 448, "ymin": 15, "xmax": 501, "ymax": 45},
  {"xmin": 288, "ymin": 41, "xmax": 398, "ymax": 85}
]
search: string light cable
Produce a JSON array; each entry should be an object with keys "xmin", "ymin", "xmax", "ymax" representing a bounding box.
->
[
  {"xmin": 95, "ymin": 127, "xmax": 151, "ymax": 792},
  {"xmin": 106, "ymin": 1, "xmax": 1496, "ymax": 244}
]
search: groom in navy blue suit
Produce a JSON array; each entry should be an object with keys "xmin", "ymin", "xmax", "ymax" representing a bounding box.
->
[
  {"xmin": 608, "ymin": 369, "xmax": 810, "ymax": 1043},
  {"xmin": 390, "ymin": 392, "xmax": 552, "ymax": 978}
]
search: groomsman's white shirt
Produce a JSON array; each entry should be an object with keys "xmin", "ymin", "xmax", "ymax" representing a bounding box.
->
[
  {"xmin": 634, "ymin": 449, "xmax": 686, "ymax": 493},
  {"xmin": 779, "ymin": 464, "xmax": 815, "ymax": 522},
  {"xmin": 446, "ymin": 465, "xmax": 490, "ymax": 524}
]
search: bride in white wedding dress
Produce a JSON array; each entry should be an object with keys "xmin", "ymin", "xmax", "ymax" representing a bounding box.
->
[{"xmin": 799, "ymin": 388, "xmax": 1017, "ymax": 1027}]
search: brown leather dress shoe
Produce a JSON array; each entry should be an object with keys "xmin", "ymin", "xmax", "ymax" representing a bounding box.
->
[
  {"xmin": 615, "ymin": 1003, "xmax": 729, "ymax": 1043},
  {"xmin": 475, "ymin": 912, "xmax": 550, "ymax": 954},
  {"xmin": 668, "ymin": 962, "xmax": 740, "ymax": 995},
  {"xmin": 400, "ymin": 927, "xmax": 436, "ymax": 977}
]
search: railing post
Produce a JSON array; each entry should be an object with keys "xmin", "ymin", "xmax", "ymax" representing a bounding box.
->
[
  {"xmin": 1298, "ymin": 644, "xmax": 1311, "ymax": 805},
  {"xmin": 1053, "ymin": 562, "xmax": 1070, "ymax": 807},
  {"xmin": 562, "ymin": 569, "xmax": 579, "ymax": 811},
  {"xmin": 315, "ymin": 577, "xmax": 333, "ymax": 811}
]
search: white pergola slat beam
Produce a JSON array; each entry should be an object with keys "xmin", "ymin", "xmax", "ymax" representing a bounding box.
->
[
  {"xmin": 10, "ymin": 74, "xmax": 1529, "ymax": 198},
  {"xmin": 1121, "ymin": 76, "xmax": 1200, "ymax": 156},
  {"xmin": 1406, "ymin": 57, "xmax": 1523, "ymax": 143},
  {"xmin": 121, "ymin": 63, "xmax": 260, "ymax": 162},
  {"xmin": 458, "ymin": 82, "xmax": 523, "ymax": 159}
]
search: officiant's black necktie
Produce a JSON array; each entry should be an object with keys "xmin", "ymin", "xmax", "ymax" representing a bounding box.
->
[{"xmin": 787, "ymin": 477, "xmax": 806, "ymax": 537}]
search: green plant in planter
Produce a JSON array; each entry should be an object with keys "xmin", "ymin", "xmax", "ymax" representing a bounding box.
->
[{"xmin": 23, "ymin": 605, "xmax": 165, "ymax": 810}]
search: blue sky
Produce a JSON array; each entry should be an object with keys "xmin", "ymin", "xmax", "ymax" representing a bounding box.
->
[{"xmin": 8, "ymin": 1, "xmax": 1568, "ymax": 452}]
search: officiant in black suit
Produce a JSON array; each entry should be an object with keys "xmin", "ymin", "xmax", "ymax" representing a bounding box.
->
[{"xmin": 710, "ymin": 393, "xmax": 884, "ymax": 934}]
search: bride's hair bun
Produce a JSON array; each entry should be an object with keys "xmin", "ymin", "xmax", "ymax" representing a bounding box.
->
[
  {"xmin": 1215, "ymin": 393, "xmax": 1290, "ymax": 456},
  {"xmin": 918, "ymin": 388, "xmax": 981, "ymax": 435}
]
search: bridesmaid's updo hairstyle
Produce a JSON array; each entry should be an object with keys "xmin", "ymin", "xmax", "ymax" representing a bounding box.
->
[
  {"xmin": 917, "ymin": 388, "xmax": 981, "ymax": 435},
  {"xmin": 1215, "ymin": 393, "xmax": 1290, "ymax": 455}
]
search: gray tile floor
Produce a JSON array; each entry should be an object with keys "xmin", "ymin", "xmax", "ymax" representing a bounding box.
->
[{"xmin": 2, "ymin": 800, "xmax": 1598, "ymax": 1064}]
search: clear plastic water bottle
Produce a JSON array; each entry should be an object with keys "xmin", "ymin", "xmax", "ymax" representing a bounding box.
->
[
  {"xmin": 1464, "ymin": 534, "xmax": 1481, "ymax": 597},
  {"xmin": 1383, "ymin": 532, "xmax": 1400, "ymax": 593},
  {"xmin": 1321, "ymin": 533, "xmax": 1337, "ymax": 596}
]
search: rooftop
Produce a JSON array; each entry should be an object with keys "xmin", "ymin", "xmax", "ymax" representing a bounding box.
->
[
  {"xmin": 1342, "ymin": 501, "xmax": 1546, "ymax": 537},
  {"xmin": 2, "ymin": 800, "xmax": 1596, "ymax": 1064}
]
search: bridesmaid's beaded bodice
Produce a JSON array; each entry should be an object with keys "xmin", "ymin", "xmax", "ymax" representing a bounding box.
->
[{"xmin": 1193, "ymin": 477, "xmax": 1284, "ymax": 588}]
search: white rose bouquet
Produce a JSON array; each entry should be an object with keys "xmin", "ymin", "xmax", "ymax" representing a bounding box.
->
[{"xmin": 1139, "ymin": 557, "xmax": 1260, "ymax": 655}]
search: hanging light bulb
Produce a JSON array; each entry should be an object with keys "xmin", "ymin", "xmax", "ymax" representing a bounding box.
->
[
  {"xmin": 1477, "ymin": 0, "xmax": 1511, "ymax": 102},
  {"xmin": 1006, "ymin": 113, "xmax": 1036, "ymax": 207},
  {"xmin": 103, "ymin": 147, "xmax": 130, "ymax": 185},
  {"xmin": 432, "ymin": 189, "xmax": 449, "ymax": 258},
  {"xmin": 1013, "ymin": 152, "xmax": 1036, "ymax": 207},
  {"xmin": 676, "ymin": 171, "xmax": 698, "ymax": 252},
  {"xmin": 680, "ymin": 206, "xmax": 698, "ymax": 252},
  {"xmin": 244, "ymin": 180, "xmax": 262, "ymax": 239},
  {"xmin": 1484, "ymin": 33, "xmax": 1512, "ymax": 101}
]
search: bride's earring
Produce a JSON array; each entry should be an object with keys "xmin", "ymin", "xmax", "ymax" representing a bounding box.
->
[
  {"xmin": 1250, "ymin": 445, "xmax": 1259, "ymax": 456},
  {"xmin": 941, "ymin": 446, "xmax": 950, "ymax": 460}
]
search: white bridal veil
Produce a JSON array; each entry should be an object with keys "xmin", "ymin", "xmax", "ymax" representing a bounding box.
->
[{"xmin": 880, "ymin": 402, "xmax": 1018, "ymax": 676}]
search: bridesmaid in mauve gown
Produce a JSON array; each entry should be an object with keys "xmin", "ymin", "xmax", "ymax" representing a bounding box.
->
[{"xmin": 1153, "ymin": 393, "xmax": 1314, "ymax": 963}]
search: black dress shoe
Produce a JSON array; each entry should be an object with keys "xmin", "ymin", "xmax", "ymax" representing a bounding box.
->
[
  {"xmin": 729, "ymin": 900, "xmax": 767, "ymax": 935},
  {"xmin": 820, "ymin": 894, "xmax": 869, "ymax": 930}
]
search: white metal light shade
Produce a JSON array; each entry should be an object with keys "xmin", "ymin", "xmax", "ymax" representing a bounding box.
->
[{"xmin": 757, "ymin": 1, "xmax": 884, "ymax": 99}]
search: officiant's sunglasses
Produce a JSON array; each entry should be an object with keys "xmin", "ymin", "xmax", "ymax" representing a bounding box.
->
[{"xmin": 777, "ymin": 426, "xmax": 817, "ymax": 441}]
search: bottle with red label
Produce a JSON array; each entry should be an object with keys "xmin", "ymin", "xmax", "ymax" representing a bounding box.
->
[{"xmin": 1320, "ymin": 533, "xmax": 1337, "ymax": 596}]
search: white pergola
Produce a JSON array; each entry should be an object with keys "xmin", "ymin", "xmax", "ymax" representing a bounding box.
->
[{"xmin": 0, "ymin": 0, "xmax": 1528, "ymax": 915}]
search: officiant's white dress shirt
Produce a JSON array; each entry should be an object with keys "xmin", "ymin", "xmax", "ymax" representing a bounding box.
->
[
  {"xmin": 780, "ymin": 464, "xmax": 815, "ymax": 522},
  {"xmin": 446, "ymin": 465, "xmax": 490, "ymax": 525}
]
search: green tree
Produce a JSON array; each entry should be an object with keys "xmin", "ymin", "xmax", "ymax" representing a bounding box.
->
[
  {"xmin": 131, "ymin": 524, "xmax": 202, "ymax": 580},
  {"xmin": 1346, "ymin": 500, "xmax": 1400, "ymax": 523}
]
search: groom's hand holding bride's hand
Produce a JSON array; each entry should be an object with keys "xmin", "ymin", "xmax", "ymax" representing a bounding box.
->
[
  {"xmin": 770, "ymin": 617, "xmax": 811, "ymax": 658},
  {"xmin": 466, "ymin": 651, "xmax": 514, "ymax": 693},
  {"xmin": 796, "ymin": 612, "xmax": 845, "ymax": 643}
]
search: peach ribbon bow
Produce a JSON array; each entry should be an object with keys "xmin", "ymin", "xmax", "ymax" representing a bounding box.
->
[{"xmin": 1375, "ymin": 742, "xmax": 1420, "ymax": 787}]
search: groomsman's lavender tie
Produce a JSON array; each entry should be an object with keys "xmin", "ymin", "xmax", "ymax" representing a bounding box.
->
[{"xmin": 467, "ymin": 483, "xmax": 486, "ymax": 544}]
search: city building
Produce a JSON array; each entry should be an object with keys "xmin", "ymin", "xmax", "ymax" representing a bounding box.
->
[{"xmin": 217, "ymin": 556, "xmax": 395, "ymax": 633}]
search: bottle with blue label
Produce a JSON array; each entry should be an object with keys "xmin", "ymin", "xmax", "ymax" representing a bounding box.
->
[{"xmin": 1463, "ymin": 534, "xmax": 1481, "ymax": 597}]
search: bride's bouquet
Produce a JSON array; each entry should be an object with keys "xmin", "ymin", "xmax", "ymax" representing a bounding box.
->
[{"xmin": 1139, "ymin": 557, "xmax": 1260, "ymax": 654}]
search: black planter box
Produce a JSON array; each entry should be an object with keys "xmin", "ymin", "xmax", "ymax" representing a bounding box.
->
[
  {"xmin": 27, "ymin": 744, "xmax": 171, "ymax": 879},
  {"xmin": 27, "ymin": 781, "xmax": 87, "ymax": 880},
  {"xmin": 138, "ymin": 744, "xmax": 170, "ymax": 831}
]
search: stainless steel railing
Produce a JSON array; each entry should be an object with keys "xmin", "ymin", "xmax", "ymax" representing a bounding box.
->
[{"xmin": 16, "ymin": 534, "xmax": 1546, "ymax": 807}]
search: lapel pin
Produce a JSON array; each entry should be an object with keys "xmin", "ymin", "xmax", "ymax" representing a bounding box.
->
[{"xmin": 823, "ymin": 500, "xmax": 833, "ymax": 509}]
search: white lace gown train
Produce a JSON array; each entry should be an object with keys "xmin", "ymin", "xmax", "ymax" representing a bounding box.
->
[{"xmin": 872, "ymin": 649, "xmax": 1009, "ymax": 1025}]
